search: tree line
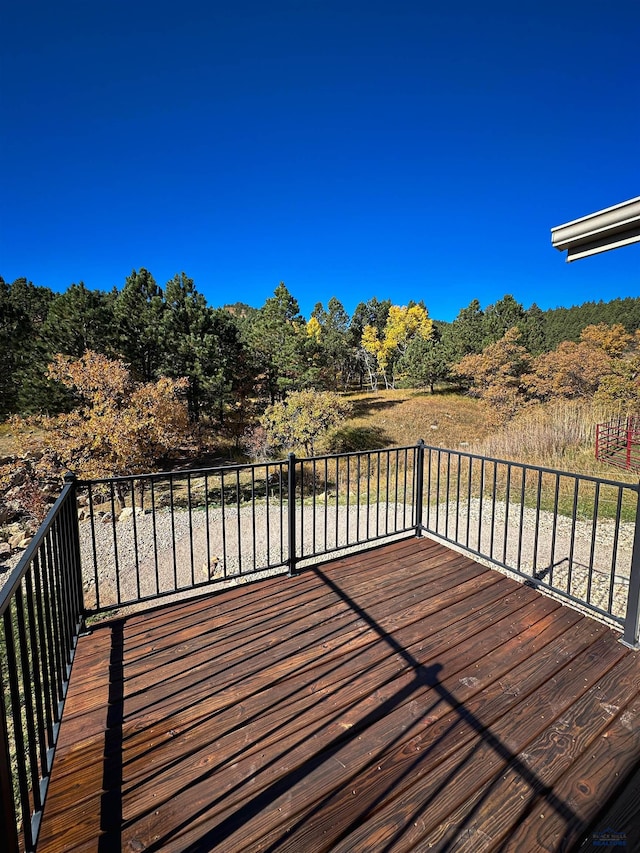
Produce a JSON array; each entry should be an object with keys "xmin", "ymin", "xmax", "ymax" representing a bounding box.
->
[
  {"xmin": 454, "ymin": 323, "xmax": 640, "ymax": 420},
  {"xmin": 2, "ymin": 270, "xmax": 640, "ymax": 429}
]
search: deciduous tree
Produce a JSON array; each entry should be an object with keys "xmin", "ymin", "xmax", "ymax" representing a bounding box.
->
[
  {"xmin": 361, "ymin": 304, "xmax": 433, "ymax": 389},
  {"xmin": 260, "ymin": 390, "xmax": 352, "ymax": 456},
  {"xmin": 524, "ymin": 341, "xmax": 612, "ymax": 401},
  {"xmin": 578, "ymin": 322, "xmax": 631, "ymax": 357},
  {"xmin": 28, "ymin": 351, "xmax": 191, "ymax": 479},
  {"xmin": 453, "ymin": 327, "xmax": 531, "ymax": 418}
]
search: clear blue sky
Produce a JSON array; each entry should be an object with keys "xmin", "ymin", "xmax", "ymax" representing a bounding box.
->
[{"xmin": 1, "ymin": 0, "xmax": 638, "ymax": 322}]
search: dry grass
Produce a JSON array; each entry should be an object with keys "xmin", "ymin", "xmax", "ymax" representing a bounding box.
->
[
  {"xmin": 0, "ymin": 423, "xmax": 18, "ymax": 457},
  {"xmin": 0, "ymin": 422, "xmax": 47, "ymax": 459},
  {"xmin": 473, "ymin": 399, "xmax": 638, "ymax": 482},
  {"xmin": 331, "ymin": 393, "xmax": 638, "ymax": 485},
  {"xmin": 329, "ymin": 389, "xmax": 494, "ymax": 453},
  {"xmin": 2, "ymin": 392, "xmax": 635, "ymax": 486}
]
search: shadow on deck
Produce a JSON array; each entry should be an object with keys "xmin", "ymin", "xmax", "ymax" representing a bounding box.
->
[{"xmin": 37, "ymin": 538, "xmax": 640, "ymax": 852}]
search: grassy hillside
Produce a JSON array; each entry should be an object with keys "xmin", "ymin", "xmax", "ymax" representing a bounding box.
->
[
  {"xmin": 334, "ymin": 391, "xmax": 637, "ymax": 483},
  {"xmin": 331, "ymin": 389, "xmax": 494, "ymax": 451}
]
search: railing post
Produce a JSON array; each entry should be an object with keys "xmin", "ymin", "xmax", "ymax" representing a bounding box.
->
[
  {"xmin": 414, "ymin": 440, "xmax": 425, "ymax": 537},
  {"xmin": 622, "ymin": 486, "xmax": 640, "ymax": 649},
  {"xmin": 287, "ymin": 453, "xmax": 297, "ymax": 576}
]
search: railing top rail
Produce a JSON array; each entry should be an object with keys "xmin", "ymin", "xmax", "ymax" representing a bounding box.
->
[
  {"xmin": 295, "ymin": 444, "xmax": 419, "ymax": 464},
  {"xmin": 75, "ymin": 457, "xmax": 297, "ymax": 487},
  {"xmin": 0, "ymin": 478, "xmax": 76, "ymax": 618},
  {"xmin": 72, "ymin": 442, "xmax": 639, "ymax": 493},
  {"xmin": 75, "ymin": 445, "xmax": 422, "ymax": 486},
  {"xmin": 422, "ymin": 443, "xmax": 640, "ymax": 492}
]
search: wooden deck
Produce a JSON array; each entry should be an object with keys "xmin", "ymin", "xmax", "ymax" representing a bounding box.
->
[{"xmin": 37, "ymin": 537, "xmax": 640, "ymax": 852}]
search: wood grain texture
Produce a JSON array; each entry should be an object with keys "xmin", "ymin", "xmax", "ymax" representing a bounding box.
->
[{"xmin": 35, "ymin": 537, "xmax": 640, "ymax": 853}]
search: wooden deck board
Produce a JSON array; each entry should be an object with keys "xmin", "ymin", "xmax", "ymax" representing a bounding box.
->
[{"xmin": 36, "ymin": 537, "xmax": 640, "ymax": 852}]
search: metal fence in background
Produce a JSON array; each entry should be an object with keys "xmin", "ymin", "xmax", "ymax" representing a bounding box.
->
[{"xmin": 596, "ymin": 415, "xmax": 640, "ymax": 474}]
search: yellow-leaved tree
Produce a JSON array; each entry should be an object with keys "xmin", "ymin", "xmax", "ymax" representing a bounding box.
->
[{"xmin": 361, "ymin": 304, "xmax": 433, "ymax": 389}]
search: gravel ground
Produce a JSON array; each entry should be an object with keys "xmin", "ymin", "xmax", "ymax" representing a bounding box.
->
[
  {"xmin": 78, "ymin": 502, "xmax": 414, "ymax": 612},
  {"xmin": 2, "ymin": 499, "xmax": 635, "ymax": 626},
  {"xmin": 76, "ymin": 498, "xmax": 636, "ymax": 623}
]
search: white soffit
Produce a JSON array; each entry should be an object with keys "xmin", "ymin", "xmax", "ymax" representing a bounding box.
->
[{"xmin": 551, "ymin": 195, "xmax": 640, "ymax": 261}]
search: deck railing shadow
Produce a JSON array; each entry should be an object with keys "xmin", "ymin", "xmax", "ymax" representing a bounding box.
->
[
  {"xmin": 1, "ymin": 442, "xmax": 640, "ymax": 850},
  {"xmin": 95, "ymin": 564, "xmax": 582, "ymax": 852}
]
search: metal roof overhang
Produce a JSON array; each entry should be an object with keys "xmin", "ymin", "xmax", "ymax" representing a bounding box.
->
[{"xmin": 551, "ymin": 195, "xmax": 640, "ymax": 261}]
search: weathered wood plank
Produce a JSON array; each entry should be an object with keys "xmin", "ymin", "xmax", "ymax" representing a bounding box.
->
[
  {"xmin": 426, "ymin": 647, "xmax": 640, "ymax": 850},
  {"xmin": 248, "ymin": 621, "xmax": 614, "ymax": 853},
  {"xmin": 505, "ymin": 691, "xmax": 640, "ymax": 852},
  {"xmin": 119, "ymin": 614, "xmax": 590, "ymax": 850},
  {"xmin": 35, "ymin": 538, "xmax": 640, "ymax": 853}
]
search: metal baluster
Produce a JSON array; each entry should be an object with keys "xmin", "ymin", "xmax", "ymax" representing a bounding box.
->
[
  {"xmin": 187, "ymin": 472, "xmax": 195, "ymax": 586},
  {"xmin": 235, "ymin": 467, "xmax": 242, "ymax": 575},
  {"xmin": 503, "ymin": 464, "xmax": 512, "ymax": 566},
  {"xmin": 87, "ymin": 484, "xmax": 100, "ymax": 609},
  {"xmin": 609, "ymin": 487, "xmax": 624, "ymax": 614},
  {"xmin": 150, "ymin": 479, "xmax": 160, "ymax": 594},
  {"xmin": 567, "ymin": 477, "xmax": 579, "ymax": 597},
  {"xmin": 549, "ymin": 474, "xmax": 560, "ymax": 588},
  {"xmin": 130, "ymin": 477, "xmax": 141, "ymax": 599},
  {"xmin": 517, "ymin": 467, "xmax": 526, "ymax": 573}
]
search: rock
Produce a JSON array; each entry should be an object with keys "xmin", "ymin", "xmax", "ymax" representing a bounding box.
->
[
  {"xmin": 0, "ymin": 542, "xmax": 11, "ymax": 558},
  {"xmin": 203, "ymin": 556, "xmax": 220, "ymax": 578},
  {"xmin": 0, "ymin": 505, "xmax": 17, "ymax": 525},
  {"xmin": 9, "ymin": 533, "xmax": 26, "ymax": 549},
  {"xmin": 78, "ymin": 508, "xmax": 91, "ymax": 522},
  {"xmin": 119, "ymin": 507, "xmax": 147, "ymax": 521},
  {"xmin": 9, "ymin": 469, "xmax": 27, "ymax": 488}
]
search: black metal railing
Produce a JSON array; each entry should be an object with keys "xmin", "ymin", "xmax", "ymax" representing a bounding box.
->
[
  {"xmin": 78, "ymin": 459, "xmax": 290, "ymax": 612},
  {"xmin": 0, "ymin": 476, "xmax": 84, "ymax": 853},
  {"xmin": 77, "ymin": 446, "xmax": 420, "ymax": 613},
  {"xmin": 418, "ymin": 446, "xmax": 640, "ymax": 648},
  {"xmin": 291, "ymin": 445, "xmax": 419, "ymax": 570},
  {"xmin": 1, "ymin": 441, "xmax": 640, "ymax": 851}
]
